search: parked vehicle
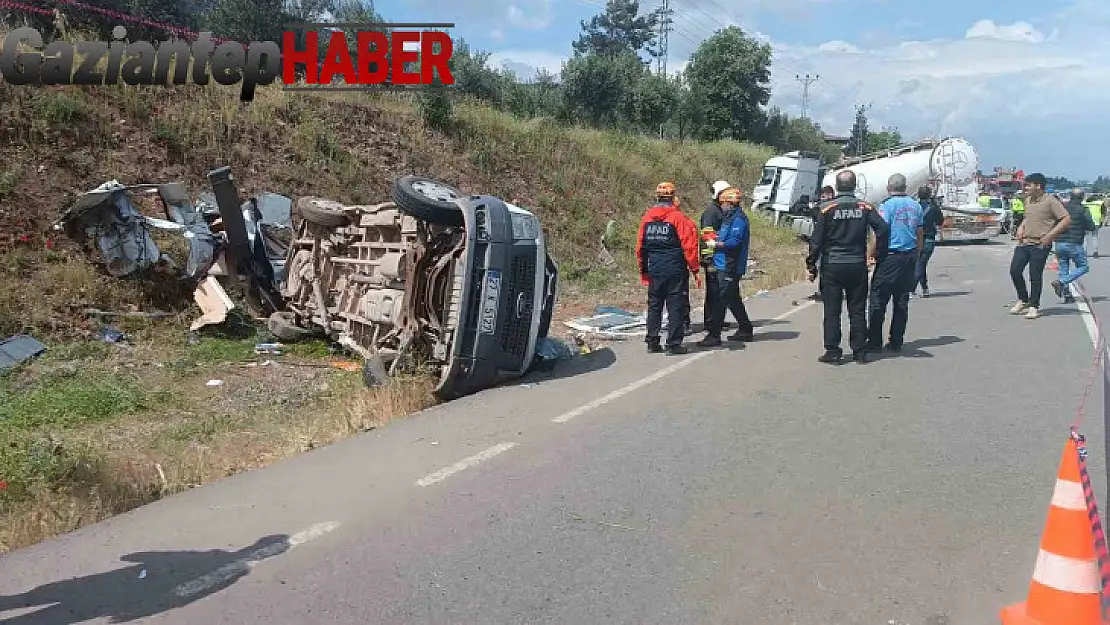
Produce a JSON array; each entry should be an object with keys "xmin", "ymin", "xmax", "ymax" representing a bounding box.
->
[{"xmin": 754, "ymin": 137, "xmax": 1002, "ymax": 243}]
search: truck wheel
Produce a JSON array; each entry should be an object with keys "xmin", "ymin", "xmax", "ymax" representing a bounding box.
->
[
  {"xmin": 296, "ymin": 197, "xmax": 350, "ymax": 227},
  {"xmin": 391, "ymin": 176, "xmax": 465, "ymax": 227},
  {"xmin": 268, "ymin": 311, "xmax": 313, "ymax": 341}
]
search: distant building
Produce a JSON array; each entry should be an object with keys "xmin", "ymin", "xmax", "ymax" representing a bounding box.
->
[{"xmin": 822, "ymin": 134, "xmax": 850, "ymax": 160}]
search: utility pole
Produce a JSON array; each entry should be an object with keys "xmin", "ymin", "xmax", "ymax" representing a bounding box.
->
[
  {"xmin": 850, "ymin": 102, "xmax": 872, "ymax": 156},
  {"xmin": 795, "ymin": 73, "xmax": 819, "ymax": 119},
  {"xmin": 656, "ymin": 0, "xmax": 672, "ymax": 76},
  {"xmin": 657, "ymin": 0, "xmax": 672, "ymax": 139}
]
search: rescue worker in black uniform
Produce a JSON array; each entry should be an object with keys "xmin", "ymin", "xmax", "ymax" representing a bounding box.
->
[{"xmin": 805, "ymin": 170, "xmax": 890, "ymax": 364}]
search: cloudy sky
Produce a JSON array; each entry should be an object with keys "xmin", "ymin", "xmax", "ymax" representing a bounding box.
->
[{"xmin": 375, "ymin": 0, "xmax": 1110, "ymax": 180}]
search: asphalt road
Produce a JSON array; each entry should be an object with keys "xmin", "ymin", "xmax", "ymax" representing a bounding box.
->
[{"xmin": 1, "ymin": 235, "xmax": 1108, "ymax": 625}]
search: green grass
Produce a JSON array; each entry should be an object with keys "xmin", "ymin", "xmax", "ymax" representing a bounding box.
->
[
  {"xmin": 283, "ymin": 339, "xmax": 335, "ymax": 359},
  {"xmin": 0, "ymin": 370, "xmax": 177, "ymax": 430}
]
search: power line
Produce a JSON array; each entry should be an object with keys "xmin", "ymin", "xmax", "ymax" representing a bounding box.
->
[{"xmin": 795, "ymin": 73, "xmax": 818, "ymax": 119}]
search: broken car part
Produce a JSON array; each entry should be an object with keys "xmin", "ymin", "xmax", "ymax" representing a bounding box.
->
[{"xmin": 0, "ymin": 335, "xmax": 47, "ymax": 372}]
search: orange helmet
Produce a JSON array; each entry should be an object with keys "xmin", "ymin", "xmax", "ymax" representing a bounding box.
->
[
  {"xmin": 719, "ymin": 187, "xmax": 742, "ymax": 204},
  {"xmin": 655, "ymin": 182, "xmax": 677, "ymax": 198}
]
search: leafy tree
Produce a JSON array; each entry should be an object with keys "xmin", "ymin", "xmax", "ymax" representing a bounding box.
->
[
  {"xmin": 41, "ymin": 0, "xmax": 197, "ymax": 40},
  {"xmin": 864, "ymin": 126, "xmax": 902, "ymax": 153},
  {"xmin": 1045, "ymin": 176, "xmax": 1077, "ymax": 189},
  {"xmin": 559, "ymin": 51, "xmax": 644, "ymax": 128},
  {"xmin": 754, "ymin": 107, "xmax": 842, "ymax": 164},
  {"xmin": 681, "ymin": 26, "xmax": 772, "ymax": 141},
  {"xmin": 449, "ymin": 41, "xmax": 512, "ymax": 105},
  {"xmin": 625, "ymin": 72, "xmax": 680, "ymax": 132},
  {"xmin": 205, "ymin": 0, "xmax": 284, "ymax": 42},
  {"xmin": 572, "ymin": 0, "xmax": 662, "ymax": 61},
  {"xmin": 1091, "ymin": 175, "xmax": 1110, "ymax": 193}
]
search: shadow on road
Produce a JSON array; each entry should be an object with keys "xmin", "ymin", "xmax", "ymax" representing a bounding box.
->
[
  {"xmin": 0, "ymin": 535, "xmax": 290, "ymax": 624},
  {"xmin": 872, "ymin": 335, "xmax": 966, "ymax": 360},
  {"xmin": 920, "ymin": 290, "xmax": 971, "ymax": 299},
  {"xmin": 520, "ymin": 347, "xmax": 617, "ymax": 384},
  {"xmin": 1039, "ymin": 307, "xmax": 1079, "ymax": 317},
  {"xmin": 752, "ymin": 330, "xmax": 801, "ymax": 342},
  {"xmin": 752, "ymin": 318, "xmax": 787, "ymax": 328}
]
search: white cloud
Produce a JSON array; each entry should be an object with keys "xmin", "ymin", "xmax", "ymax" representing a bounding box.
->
[
  {"xmin": 965, "ymin": 19, "xmax": 1046, "ymax": 43},
  {"xmin": 817, "ymin": 40, "xmax": 862, "ymax": 54},
  {"xmin": 507, "ymin": 0, "xmax": 553, "ymax": 30},
  {"xmin": 486, "ymin": 50, "xmax": 565, "ymax": 79}
]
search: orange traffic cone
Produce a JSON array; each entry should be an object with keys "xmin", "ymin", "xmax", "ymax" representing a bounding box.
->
[{"xmin": 1000, "ymin": 437, "xmax": 1103, "ymax": 624}]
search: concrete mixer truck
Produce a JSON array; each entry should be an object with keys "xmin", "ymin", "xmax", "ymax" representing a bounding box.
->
[{"xmin": 752, "ymin": 137, "xmax": 1003, "ymax": 243}]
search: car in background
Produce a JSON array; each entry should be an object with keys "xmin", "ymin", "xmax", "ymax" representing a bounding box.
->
[{"xmin": 986, "ymin": 196, "xmax": 1012, "ymax": 233}]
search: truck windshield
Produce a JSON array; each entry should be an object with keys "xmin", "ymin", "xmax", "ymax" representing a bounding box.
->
[{"xmin": 758, "ymin": 167, "xmax": 777, "ymax": 186}]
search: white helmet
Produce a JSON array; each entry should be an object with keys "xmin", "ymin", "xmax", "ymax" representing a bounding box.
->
[{"xmin": 711, "ymin": 180, "xmax": 731, "ymax": 199}]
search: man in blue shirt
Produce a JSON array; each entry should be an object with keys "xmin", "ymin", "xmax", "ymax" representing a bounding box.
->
[
  {"xmin": 867, "ymin": 173, "xmax": 924, "ymax": 353},
  {"xmin": 699, "ymin": 187, "xmax": 754, "ymax": 347}
]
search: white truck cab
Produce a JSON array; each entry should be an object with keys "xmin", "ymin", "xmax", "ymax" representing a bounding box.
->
[{"xmin": 751, "ymin": 151, "xmax": 822, "ymax": 226}]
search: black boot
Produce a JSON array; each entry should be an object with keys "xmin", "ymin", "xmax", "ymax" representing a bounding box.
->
[
  {"xmin": 818, "ymin": 350, "xmax": 842, "ymax": 364},
  {"xmin": 666, "ymin": 344, "xmax": 688, "ymax": 355},
  {"xmin": 647, "ymin": 340, "xmax": 663, "ymax": 353},
  {"xmin": 697, "ymin": 335, "xmax": 722, "ymax": 348}
]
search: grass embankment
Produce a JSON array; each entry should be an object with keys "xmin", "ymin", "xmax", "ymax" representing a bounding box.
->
[{"xmin": 0, "ymin": 78, "xmax": 801, "ymax": 551}]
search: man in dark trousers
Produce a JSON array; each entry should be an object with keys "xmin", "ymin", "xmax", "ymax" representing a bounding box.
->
[
  {"xmin": 913, "ymin": 185, "xmax": 944, "ymax": 297},
  {"xmin": 1051, "ymin": 188, "xmax": 1097, "ymax": 304},
  {"xmin": 699, "ymin": 187, "xmax": 755, "ymax": 348},
  {"xmin": 805, "ymin": 170, "xmax": 889, "ymax": 364},
  {"xmin": 699, "ymin": 180, "xmax": 735, "ymax": 331},
  {"xmin": 867, "ymin": 173, "xmax": 924, "ymax": 353},
  {"xmin": 636, "ymin": 181, "xmax": 702, "ymax": 355},
  {"xmin": 1010, "ymin": 173, "xmax": 1070, "ymax": 320}
]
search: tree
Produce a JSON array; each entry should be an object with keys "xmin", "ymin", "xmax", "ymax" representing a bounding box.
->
[
  {"xmin": 448, "ymin": 40, "xmax": 511, "ymax": 105},
  {"xmin": 844, "ymin": 105, "xmax": 870, "ymax": 157},
  {"xmin": 46, "ymin": 0, "xmax": 197, "ymax": 40},
  {"xmin": 559, "ymin": 50, "xmax": 645, "ymax": 128},
  {"xmin": 206, "ymin": 0, "xmax": 285, "ymax": 42},
  {"xmin": 1091, "ymin": 176, "xmax": 1110, "ymax": 193},
  {"xmin": 681, "ymin": 26, "xmax": 772, "ymax": 141},
  {"xmin": 571, "ymin": 0, "xmax": 662, "ymax": 61},
  {"xmin": 864, "ymin": 126, "xmax": 902, "ymax": 153},
  {"xmin": 624, "ymin": 71, "xmax": 680, "ymax": 132}
]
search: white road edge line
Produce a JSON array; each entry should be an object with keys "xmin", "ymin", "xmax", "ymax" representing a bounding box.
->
[
  {"xmin": 1071, "ymin": 283, "xmax": 1100, "ymax": 349},
  {"xmin": 552, "ymin": 299, "xmax": 816, "ymax": 424},
  {"xmin": 173, "ymin": 521, "xmax": 341, "ymax": 598},
  {"xmin": 415, "ymin": 442, "xmax": 518, "ymax": 487}
]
